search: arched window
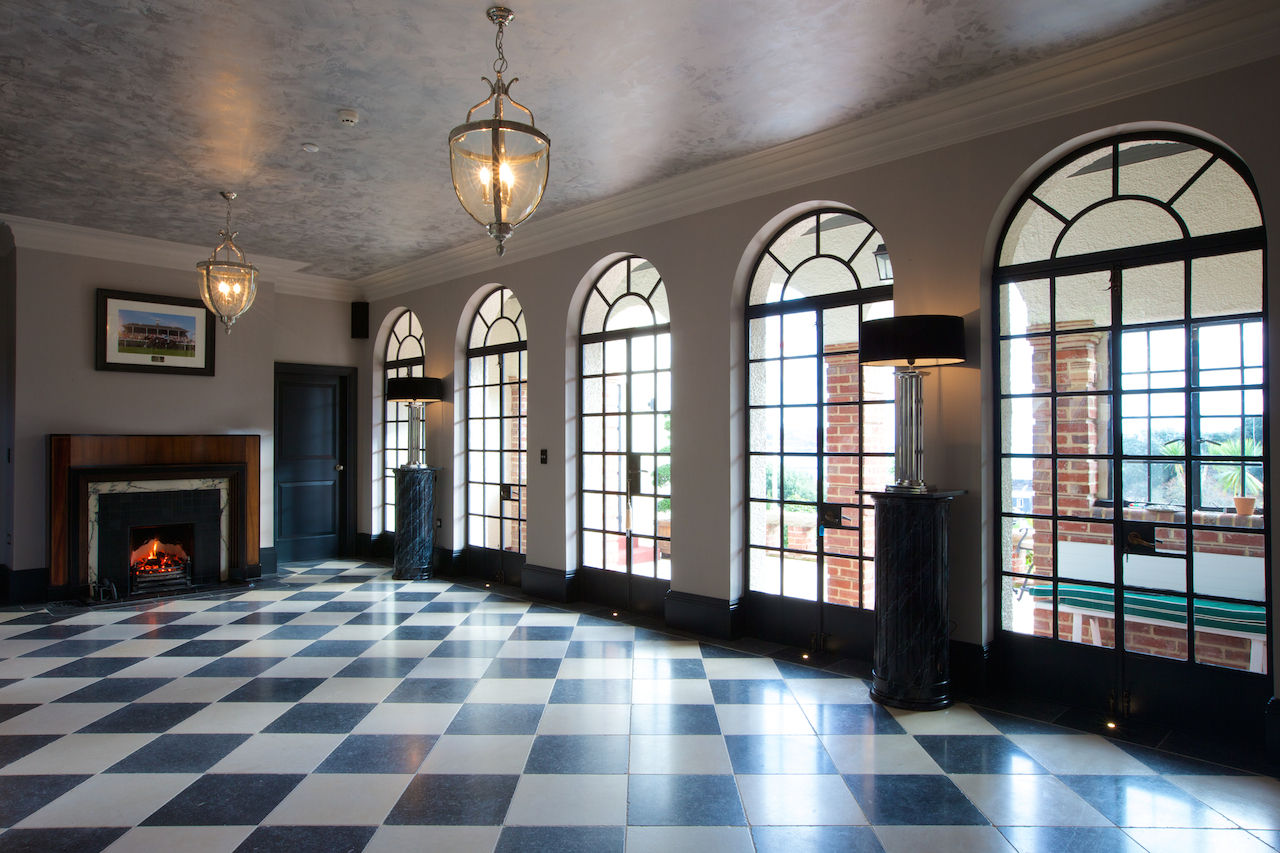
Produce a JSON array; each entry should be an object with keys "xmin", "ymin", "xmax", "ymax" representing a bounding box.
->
[
  {"xmin": 994, "ymin": 134, "xmax": 1268, "ymax": 697},
  {"xmin": 466, "ymin": 287, "xmax": 527, "ymax": 558},
  {"xmin": 745, "ymin": 209, "xmax": 894, "ymax": 640},
  {"xmin": 579, "ymin": 257, "xmax": 672, "ymax": 584},
  {"xmin": 382, "ymin": 309, "xmax": 425, "ymax": 532}
]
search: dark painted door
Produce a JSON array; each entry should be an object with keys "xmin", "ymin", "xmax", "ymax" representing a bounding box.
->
[{"xmin": 275, "ymin": 364, "xmax": 355, "ymax": 562}]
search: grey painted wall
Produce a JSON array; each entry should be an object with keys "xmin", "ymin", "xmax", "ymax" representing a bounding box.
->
[
  {"xmin": 365, "ymin": 57, "xmax": 1279, "ymax": 696},
  {"xmin": 0, "ymin": 226, "xmax": 15, "ymax": 573}
]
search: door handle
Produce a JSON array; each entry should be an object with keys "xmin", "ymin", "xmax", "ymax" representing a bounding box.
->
[
  {"xmin": 1126, "ymin": 531, "xmax": 1158, "ymax": 549},
  {"xmin": 334, "ymin": 464, "xmax": 344, "ymax": 472}
]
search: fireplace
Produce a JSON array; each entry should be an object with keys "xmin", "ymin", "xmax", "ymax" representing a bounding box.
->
[
  {"xmin": 95, "ymin": 487, "xmax": 223, "ymax": 599},
  {"xmin": 48, "ymin": 434, "xmax": 261, "ymax": 600}
]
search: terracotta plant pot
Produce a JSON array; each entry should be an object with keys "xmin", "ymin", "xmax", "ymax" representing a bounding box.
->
[{"xmin": 1233, "ymin": 495, "xmax": 1256, "ymax": 516}]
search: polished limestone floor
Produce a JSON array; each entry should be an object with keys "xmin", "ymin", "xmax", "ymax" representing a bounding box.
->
[{"xmin": 0, "ymin": 559, "xmax": 1278, "ymax": 852}]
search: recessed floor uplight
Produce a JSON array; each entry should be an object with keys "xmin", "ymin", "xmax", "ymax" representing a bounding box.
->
[
  {"xmin": 301, "ymin": 142, "xmax": 320, "ymax": 153},
  {"xmin": 1106, "ymin": 721, "xmax": 1117, "ymax": 729},
  {"xmin": 802, "ymin": 653, "xmax": 810, "ymax": 660}
]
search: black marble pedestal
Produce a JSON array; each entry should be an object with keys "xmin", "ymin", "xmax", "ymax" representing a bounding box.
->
[
  {"xmin": 869, "ymin": 490, "xmax": 962, "ymax": 710},
  {"xmin": 393, "ymin": 467, "xmax": 438, "ymax": 581}
]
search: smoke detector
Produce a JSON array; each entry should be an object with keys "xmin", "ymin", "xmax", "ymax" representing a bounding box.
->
[{"xmin": 337, "ymin": 109, "xmax": 359, "ymax": 125}]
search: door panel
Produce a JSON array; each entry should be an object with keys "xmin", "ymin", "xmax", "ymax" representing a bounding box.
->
[{"xmin": 275, "ymin": 365, "xmax": 354, "ymax": 562}]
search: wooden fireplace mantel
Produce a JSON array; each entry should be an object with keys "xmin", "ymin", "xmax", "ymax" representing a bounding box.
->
[{"xmin": 48, "ymin": 434, "xmax": 261, "ymax": 590}]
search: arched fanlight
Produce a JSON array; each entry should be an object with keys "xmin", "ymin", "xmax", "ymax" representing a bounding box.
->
[
  {"xmin": 448, "ymin": 6, "xmax": 550, "ymax": 257},
  {"xmin": 196, "ymin": 191, "xmax": 258, "ymax": 334}
]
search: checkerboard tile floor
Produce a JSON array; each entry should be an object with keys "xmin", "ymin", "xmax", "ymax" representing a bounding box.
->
[{"xmin": 1, "ymin": 559, "xmax": 1278, "ymax": 852}]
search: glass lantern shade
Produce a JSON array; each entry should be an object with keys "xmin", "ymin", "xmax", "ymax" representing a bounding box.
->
[
  {"xmin": 449, "ymin": 119, "xmax": 549, "ymax": 252},
  {"xmin": 197, "ymin": 245, "xmax": 258, "ymax": 334}
]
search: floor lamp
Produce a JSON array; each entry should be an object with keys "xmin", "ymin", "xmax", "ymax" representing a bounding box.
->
[{"xmin": 386, "ymin": 377, "xmax": 445, "ymax": 579}]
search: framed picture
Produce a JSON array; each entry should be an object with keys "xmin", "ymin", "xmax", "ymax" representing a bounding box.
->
[{"xmin": 96, "ymin": 289, "xmax": 216, "ymax": 375}]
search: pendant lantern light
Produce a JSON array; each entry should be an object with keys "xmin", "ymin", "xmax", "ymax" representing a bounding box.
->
[
  {"xmin": 448, "ymin": 6, "xmax": 550, "ymax": 256},
  {"xmin": 196, "ymin": 191, "xmax": 258, "ymax": 333}
]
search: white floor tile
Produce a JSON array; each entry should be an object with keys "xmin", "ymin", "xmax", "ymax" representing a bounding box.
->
[
  {"xmin": 537, "ymin": 703, "xmax": 631, "ymax": 735},
  {"xmin": 737, "ymin": 772, "xmax": 869, "ymax": 825},
  {"xmin": 504, "ymin": 773, "xmax": 629, "ymax": 825},
  {"xmin": 466, "ymin": 677, "xmax": 554, "ymax": 704},
  {"xmin": 262, "ymin": 773, "xmax": 413, "ymax": 825},
  {"xmin": 1124, "ymin": 827, "xmax": 1276, "ymax": 853},
  {"xmin": 168, "ymin": 701, "xmax": 294, "ymax": 734},
  {"xmin": 875, "ymin": 825, "xmax": 1018, "ymax": 853},
  {"xmin": 1, "ymin": 733, "xmax": 156, "ymax": 774},
  {"xmin": 887, "ymin": 703, "xmax": 1002, "ymax": 735},
  {"xmin": 716, "ymin": 703, "xmax": 815, "ymax": 735},
  {"xmin": 353, "ymin": 702, "xmax": 461, "ymax": 734},
  {"xmin": 1166, "ymin": 774, "xmax": 1280, "ymax": 831},
  {"xmin": 16, "ymin": 772, "xmax": 200, "ymax": 827},
  {"xmin": 0, "ymin": 702, "xmax": 123, "ymax": 736},
  {"xmin": 1007, "ymin": 734, "xmax": 1158, "ymax": 775},
  {"xmin": 629, "ymin": 735, "xmax": 733, "ymax": 774},
  {"xmin": 951, "ymin": 773, "xmax": 1113, "ymax": 826},
  {"xmin": 303, "ymin": 677, "xmax": 400, "ymax": 703},
  {"xmin": 258, "ymin": 656, "xmax": 353, "ymax": 678},
  {"xmin": 631, "ymin": 678, "xmax": 714, "ymax": 704},
  {"xmin": 556, "ymin": 658, "xmax": 633, "ymax": 679},
  {"xmin": 136, "ymin": 676, "xmax": 249, "ymax": 703},
  {"xmin": 363, "ymin": 825, "xmax": 500, "ymax": 853},
  {"xmin": 104, "ymin": 825, "xmax": 255, "ymax": 853},
  {"xmin": 625, "ymin": 826, "xmax": 755, "ymax": 853},
  {"xmin": 209, "ymin": 732, "xmax": 346, "ymax": 773}
]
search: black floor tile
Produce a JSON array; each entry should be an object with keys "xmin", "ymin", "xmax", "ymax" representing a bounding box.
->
[
  {"xmin": 421, "ymin": 601, "xmax": 480, "ymax": 613},
  {"xmin": 315, "ymin": 733, "xmax": 438, "ymax": 773},
  {"xmin": 549, "ymin": 679, "xmax": 631, "ymax": 704},
  {"xmin": 699, "ymin": 643, "xmax": 755, "ymax": 658},
  {"xmin": 0, "ymin": 734, "xmax": 61, "ymax": 769},
  {"xmin": 752, "ymin": 826, "xmax": 885, "ymax": 853},
  {"xmin": 35, "ymin": 657, "xmax": 145, "ymax": 679},
  {"xmin": 335, "ymin": 657, "xmax": 422, "ymax": 679},
  {"xmin": 385, "ymin": 773, "xmax": 519, "ymax": 825},
  {"xmin": 284, "ymin": 591, "xmax": 341, "ymax": 601},
  {"xmin": 998, "ymin": 826, "xmax": 1148, "ymax": 853},
  {"xmin": 134, "ymin": 624, "xmax": 219, "ymax": 640},
  {"xmin": 141, "ymin": 773, "xmax": 305, "ymax": 826},
  {"xmin": 508, "ymin": 625, "xmax": 574, "ymax": 641},
  {"xmin": 974, "ymin": 707, "xmax": 1078, "ymax": 736},
  {"xmin": 915, "ymin": 734, "xmax": 1046, "ymax": 775},
  {"xmin": 709, "ymin": 678, "xmax": 794, "ymax": 704},
  {"xmin": 773, "ymin": 660, "xmax": 848, "ymax": 679},
  {"xmin": 495, "ymin": 826, "xmax": 625, "ymax": 853},
  {"xmin": 106, "ymin": 732, "xmax": 251, "ymax": 773},
  {"xmin": 10, "ymin": 624, "xmax": 96, "ymax": 640},
  {"xmin": 261, "ymin": 702, "xmax": 375, "ymax": 734},
  {"xmin": 159, "ymin": 639, "xmax": 250, "ymax": 657},
  {"xmin": 385, "ymin": 625, "xmax": 454, "ymax": 641},
  {"xmin": 385, "ymin": 678, "xmax": 477, "ymax": 703},
  {"xmin": 484, "ymin": 657, "xmax": 561, "ymax": 679},
  {"xmin": 803, "ymin": 702, "xmax": 906, "ymax": 735},
  {"xmin": 430, "ymin": 640, "xmax": 509, "ymax": 658},
  {"xmin": 204, "ymin": 601, "xmax": 272, "ymax": 612},
  {"xmin": 843, "ymin": 774, "xmax": 988, "ymax": 825},
  {"xmin": 630, "ymin": 703, "xmax": 721, "ymax": 735},
  {"xmin": 524, "ymin": 734, "xmax": 629, "ymax": 773},
  {"xmin": 77, "ymin": 702, "xmax": 206, "ymax": 734},
  {"xmin": 314, "ymin": 601, "xmax": 374, "ymax": 613},
  {"xmin": 0, "ymin": 826, "xmax": 129, "ymax": 853},
  {"xmin": 725, "ymin": 734, "xmax": 838, "ymax": 774},
  {"xmin": 387, "ymin": 592, "xmax": 438, "ymax": 602},
  {"xmin": 0, "ymin": 703, "xmax": 40, "ymax": 725},
  {"xmin": 259, "ymin": 625, "xmax": 335, "ymax": 641},
  {"xmin": 1059, "ymin": 774, "xmax": 1235, "ymax": 827},
  {"xmin": 232, "ymin": 611, "xmax": 303, "ymax": 625},
  {"xmin": 344, "ymin": 611, "xmax": 413, "ymax": 626},
  {"xmin": 233, "ymin": 824, "xmax": 377, "ymax": 853},
  {"xmin": 0, "ymin": 613, "xmax": 67, "ymax": 625},
  {"xmin": 189, "ymin": 657, "xmax": 287, "ymax": 678},
  {"xmin": 445, "ymin": 703, "xmax": 543, "ymax": 734},
  {"xmin": 53, "ymin": 677, "xmax": 171, "ymax": 703},
  {"xmin": 0, "ymin": 774, "xmax": 91, "ymax": 826},
  {"xmin": 627, "ymin": 774, "xmax": 747, "ymax": 826},
  {"xmin": 221, "ymin": 677, "xmax": 325, "ymax": 703},
  {"xmin": 293, "ymin": 639, "xmax": 375, "ymax": 658}
]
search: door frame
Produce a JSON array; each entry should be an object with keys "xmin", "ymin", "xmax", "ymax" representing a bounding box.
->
[{"xmin": 274, "ymin": 362, "xmax": 358, "ymax": 559}]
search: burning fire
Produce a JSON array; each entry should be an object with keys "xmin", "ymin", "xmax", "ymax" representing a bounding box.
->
[{"xmin": 130, "ymin": 538, "xmax": 190, "ymax": 576}]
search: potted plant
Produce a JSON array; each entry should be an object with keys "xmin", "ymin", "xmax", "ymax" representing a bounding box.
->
[{"xmin": 1213, "ymin": 438, "xmax": 1262, "ymax": 516}]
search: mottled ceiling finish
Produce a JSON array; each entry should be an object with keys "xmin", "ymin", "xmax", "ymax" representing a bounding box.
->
[{"xmin": 0, "ymin": 0, "xmax": 1206, "ymax": 280}]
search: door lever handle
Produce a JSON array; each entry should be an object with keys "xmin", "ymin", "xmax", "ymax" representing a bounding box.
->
[{"xmin": 334, "ymin": 464, "xmax": 344, "ymax": 472}]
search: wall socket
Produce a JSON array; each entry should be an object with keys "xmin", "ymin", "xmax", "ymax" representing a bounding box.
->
[{"xmin": 435, "ymin": 518, "xmax": 442, "ymax": 529}]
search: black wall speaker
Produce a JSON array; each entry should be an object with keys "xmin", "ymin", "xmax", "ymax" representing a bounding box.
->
[{"xmin": 351, "ymin": 301, "xmax": 369, "ymax": 339}]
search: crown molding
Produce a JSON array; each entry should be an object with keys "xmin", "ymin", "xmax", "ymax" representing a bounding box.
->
[
  {"xmin": 0, "ymin": 213, "xmax": 357, "ymax": 302},
  {"xmin": 359, "ymin": 0, "xmax": 1280, "ymax": 301}
]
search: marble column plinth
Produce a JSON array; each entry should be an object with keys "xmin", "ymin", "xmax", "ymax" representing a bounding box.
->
[
  {"xmin": 868, "ymin": 490, "xmax": 962, "ymax": 711},
  {"xmin": 393, "ymin": 467, "xmax": 438, "ymax": 580}
]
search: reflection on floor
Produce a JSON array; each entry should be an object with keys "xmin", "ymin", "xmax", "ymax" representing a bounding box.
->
[{"xmin": 0, "ymin": 559, "xmax": 1277, "ymax": 852}]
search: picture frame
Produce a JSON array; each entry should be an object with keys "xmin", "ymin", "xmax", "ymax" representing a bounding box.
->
[{"xmin": 95, "ymin": 289, "xmax": 216, "ymax": 376}]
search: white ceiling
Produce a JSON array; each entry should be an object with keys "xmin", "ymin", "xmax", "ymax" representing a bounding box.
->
[{"xmin": 0, "ymin": 0, "xmax": 1269, "ymax": 287}]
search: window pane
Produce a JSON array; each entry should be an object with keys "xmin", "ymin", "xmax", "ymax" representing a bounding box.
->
[{"xmin": 1122, "ymin": 262, "xmax": 1184, "ymax": 325}]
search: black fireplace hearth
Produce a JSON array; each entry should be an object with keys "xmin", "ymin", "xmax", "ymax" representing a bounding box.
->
[{"xmin": 97, "ymin": 489, "xmax": 222, "ymax": 599}]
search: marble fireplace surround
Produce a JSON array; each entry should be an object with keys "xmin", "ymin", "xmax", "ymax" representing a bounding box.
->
[{"xmin": 48, "ymin": 434, "xmax": 260, "ymax": 596}]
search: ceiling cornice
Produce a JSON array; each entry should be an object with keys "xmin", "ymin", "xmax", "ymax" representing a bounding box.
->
[
  {"xmin": 359, "ymin": 0, "xmax": 1280, "ymax": 301},
  {"xmin": 0, "ymin": 213, "xmax": 356, "ymax": 302}
]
